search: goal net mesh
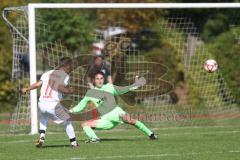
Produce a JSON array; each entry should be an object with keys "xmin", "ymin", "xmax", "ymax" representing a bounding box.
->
[{"xmin": 3, "ymin": 7, "xmax": 239, "ymax": 133}]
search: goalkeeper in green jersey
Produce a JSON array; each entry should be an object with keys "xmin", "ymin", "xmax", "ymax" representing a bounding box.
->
[{"xmin": 69, "ymin": 70, "xmax": 157, "ymax": 143}]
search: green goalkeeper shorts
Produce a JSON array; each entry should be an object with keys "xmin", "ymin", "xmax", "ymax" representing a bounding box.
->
[{"xmin": 95, "ymin": 106, "xmax": 126, "ymax": 130}]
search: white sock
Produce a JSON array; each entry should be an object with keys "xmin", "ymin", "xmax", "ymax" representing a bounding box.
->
[{"xmin": 40, "ymin": 133, "xmax": 45, "ymax": 139}]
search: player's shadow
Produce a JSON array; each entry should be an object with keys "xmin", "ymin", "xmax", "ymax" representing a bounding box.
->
[
  {"xmin": 99, "ymin": 138, "xmax": 137, "ymax": 142},
  {"xmin": 43, "ymin": 144, "xmax": 71, "ymax": 148}
]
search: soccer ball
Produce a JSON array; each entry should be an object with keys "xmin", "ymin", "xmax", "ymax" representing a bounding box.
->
[{"xmin": 204, "ymin": 59, "xmax": 218, "ymax": 73}]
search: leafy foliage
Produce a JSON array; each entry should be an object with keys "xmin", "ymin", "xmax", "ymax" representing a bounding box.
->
[
  {"xmin": 208, "ymin": 29, "xmax": 240, "ymax": 102},
  {"xmin": 0, "ymin": 1, "xmax": 240, "ymax": 113},
  {"xmin": 0, "ymin": 0, "xmax": 27, "ymax": 112}
]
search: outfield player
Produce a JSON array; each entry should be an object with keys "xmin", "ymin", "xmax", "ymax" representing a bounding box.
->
[
  {"xmin": 69, "ymin": 70, "xmax": 157, "ymax": 143},
  {"xmin": 21, "ymin": 57, "xmax": 79, "ymax": 148}
]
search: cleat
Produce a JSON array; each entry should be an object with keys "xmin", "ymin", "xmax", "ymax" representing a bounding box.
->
[
  {"xmin": 35, "ymin": 137, "xmax": 45, "ymax": 148},
  {"xmin": 85, "ymin": 138, "xmax": 101, "ymax": 143},
  {"xmin": 149, "ymin": 133, "xmax": 158, "ymax": 140},
  {"xmin": 71, "ymin": 143, "xmax": 80, "ymax": 149}
]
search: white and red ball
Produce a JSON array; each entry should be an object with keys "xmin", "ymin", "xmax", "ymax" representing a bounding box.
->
[{"xmin": 204, "ymin": 59, "xmax": 218, "ymax": 73}]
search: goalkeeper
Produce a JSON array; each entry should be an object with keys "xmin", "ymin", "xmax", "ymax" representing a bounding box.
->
[{"xmin": 69, "ymin": 70, "xmax": 157, "ymax": 143}]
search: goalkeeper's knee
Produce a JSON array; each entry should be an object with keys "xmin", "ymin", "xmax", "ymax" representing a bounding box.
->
[
  {"xmin": 81, "ymin": 120, "xmax": 97, "ymax": 129},
  {"xmin": 121, "ymin": 114, "xmax": 136, "ymax": 125}
]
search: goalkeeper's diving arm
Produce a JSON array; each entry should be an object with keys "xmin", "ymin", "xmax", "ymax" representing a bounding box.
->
[
  {"xmin": 114, "ymin": 76, "xmax": 146, "ymax": 95},
  {"xmin": 69, "ymin": 96, "xmax": 89, "ymax": 114}
]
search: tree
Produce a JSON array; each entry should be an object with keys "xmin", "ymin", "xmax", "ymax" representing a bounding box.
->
[
  {"xmin": 208, "ymin": 29, "xmax": 240, "ymax": 103},
  {"xmin": 0, "ymin": 1, "xmax": 28, "ymax": 112}
]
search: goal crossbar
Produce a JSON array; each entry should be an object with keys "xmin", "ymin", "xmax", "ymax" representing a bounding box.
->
[{"xmin": 29, "ymin": 3, "xmax": 240, "ymax": 9}]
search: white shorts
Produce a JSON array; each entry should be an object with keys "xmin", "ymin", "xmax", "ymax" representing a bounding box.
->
[{"xmin": 38, "ymin": 101, "xmax": 70, "ymax": 124}]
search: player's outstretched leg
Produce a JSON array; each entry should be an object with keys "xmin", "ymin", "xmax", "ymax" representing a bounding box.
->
[
  {"xmin": 82, "ymin": 120, "xmax": 101, "ymax": 143},
  {"xmin": 64, "ymin": 121, "xmax": 79, "ymax": 148},
  {"xmin": 121, "ymin": 114, "xmax": 158, "ymax": 140}
]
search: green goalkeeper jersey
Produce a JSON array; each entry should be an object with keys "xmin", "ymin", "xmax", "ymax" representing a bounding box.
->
[{"xmin": 71, "ymin": 83, "xmax": 133, "ymax": 113}]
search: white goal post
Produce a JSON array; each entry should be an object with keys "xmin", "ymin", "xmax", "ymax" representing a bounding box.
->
[{"xmin": 28, "ymin": 3, "xmax": 240, "ymax": 134}]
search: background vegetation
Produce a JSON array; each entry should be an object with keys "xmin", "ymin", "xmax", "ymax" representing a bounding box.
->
[{"xmin": 0, "ymin": 0, "xmax": 239, "ymax": 113}]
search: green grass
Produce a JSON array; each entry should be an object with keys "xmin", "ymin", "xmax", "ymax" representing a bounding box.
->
[{"xmin": 0, "ymin": 125, "xmax": 240, "ymax": 160}]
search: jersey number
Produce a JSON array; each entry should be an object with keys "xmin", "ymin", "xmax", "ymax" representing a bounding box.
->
[{"xmin": 43, "ymin": 80, "xmax": 55, "ymax": 98}]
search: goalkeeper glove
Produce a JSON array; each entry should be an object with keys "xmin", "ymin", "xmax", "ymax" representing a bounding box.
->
[{"xmin": 131, "ymin": 76, "xmax": 146, "ymax": 90}]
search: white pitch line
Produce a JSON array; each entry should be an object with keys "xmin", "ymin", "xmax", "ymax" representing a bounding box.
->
[
  {"xmin": 229, "ymin": 150, "xmax": 240, "ymax": 153},
  {"xmin": 3, "ymin": 140, "xmax": 31, "ymax": 144}
]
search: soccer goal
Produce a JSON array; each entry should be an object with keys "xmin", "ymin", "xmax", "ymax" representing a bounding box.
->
[{"xmin": 3, "ymin": 3, "xmax": 240, "ymax": 134}]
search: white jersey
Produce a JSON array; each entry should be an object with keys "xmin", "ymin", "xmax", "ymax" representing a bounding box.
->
[{"xmin": 39, "ymin": 70, "xmax": 69, "ymax": 102}]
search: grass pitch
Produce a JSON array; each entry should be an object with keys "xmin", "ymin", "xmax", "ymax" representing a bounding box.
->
[{"xmin": 0, "ymin": 125, "xmax": 240, "ymax": 160}]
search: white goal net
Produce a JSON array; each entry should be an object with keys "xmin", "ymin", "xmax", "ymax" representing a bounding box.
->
[{"xmin": 3, "ymin": 4, "xmax": 239, "ymax": 134}]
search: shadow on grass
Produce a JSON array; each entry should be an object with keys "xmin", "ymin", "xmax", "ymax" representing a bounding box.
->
[
  {"xmin": 98, "ymin": 138, "xmax": 138, "ymax": 142},
  {"xmin": 42, "ymin": 137, "xmax": 139, "ymax": 148},
  {"xmin": 43, "ymin": 144, "xmax": 71, "ymax": 148}
]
